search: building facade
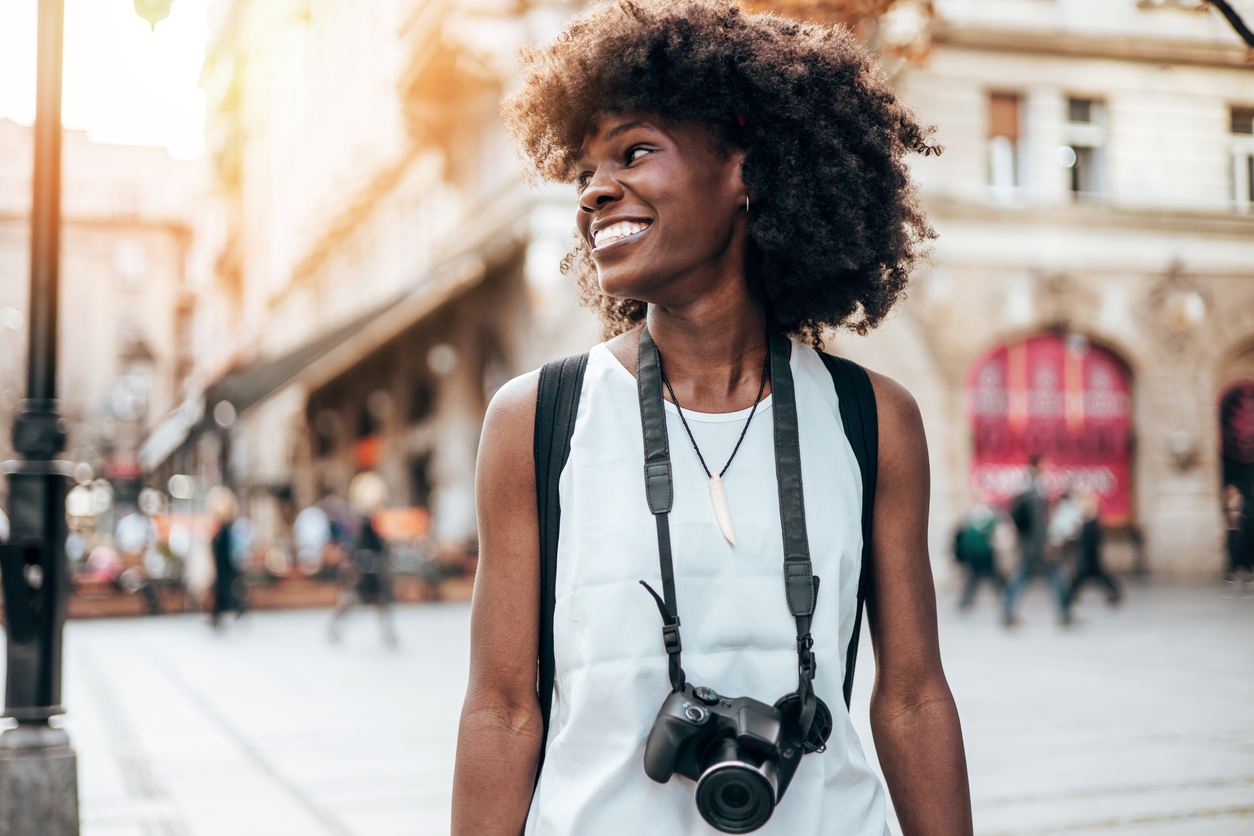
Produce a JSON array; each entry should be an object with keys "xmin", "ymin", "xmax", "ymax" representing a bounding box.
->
[
  {"xmin": 166, "ymin": 0, "xmax": 1253, "ymax": 574},
  {"xmin": 827, "ymin": 0, "xmax": 1254, "ymax": 576},
  {"xmin": 0, "ymin": 119, "xmax": 203, "ymax": 508},
  {"xmin": 152, "ymin": 0, "xmax": 599, "ymax": 552}
]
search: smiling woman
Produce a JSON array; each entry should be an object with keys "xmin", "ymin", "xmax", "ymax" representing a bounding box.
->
[
  {"xmin": 502, "ymin": 0, "xmax": 939, "ymax": 345},
  {"xmin": 453, "ymin": 3, "xmax": 970, "ymax": 835}
]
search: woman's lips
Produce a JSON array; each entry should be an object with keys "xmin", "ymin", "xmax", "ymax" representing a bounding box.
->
[{"xmin": 592, "ymin": 220, "xmax": 651, "ymax": 250}]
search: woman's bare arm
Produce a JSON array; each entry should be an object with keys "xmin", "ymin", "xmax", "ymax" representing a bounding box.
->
[
  {"xmin": 864, "ymin": 371, "xmax": 973, "ymax": 836},
  {"xmin": 452, "ymin": 372, "xmax": 544, "ymax": 836}
]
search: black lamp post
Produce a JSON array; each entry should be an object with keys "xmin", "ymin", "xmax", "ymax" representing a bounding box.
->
[
  {"xmin": 0, "ymin": 1, "xmax": 176, "ymax": 831},
  {"xmin": 0, "ymin": 0, "xmax": 79, "ymax": 829}
]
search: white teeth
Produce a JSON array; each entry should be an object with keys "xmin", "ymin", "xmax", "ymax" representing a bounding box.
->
[{"xmin": 593, "ymin": 221, "xmax": 649, "ymax": 248}]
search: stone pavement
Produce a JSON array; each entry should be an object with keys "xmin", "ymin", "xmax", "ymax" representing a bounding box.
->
[{"xmin": 0, "ymin": 580, "xmax": 1250, "ymax": 835}]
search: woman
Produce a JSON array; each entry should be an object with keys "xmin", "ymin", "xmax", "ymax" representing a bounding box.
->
[{"xmin": 453, "ymin": 2, "xmax": 971, "ymax": 834}]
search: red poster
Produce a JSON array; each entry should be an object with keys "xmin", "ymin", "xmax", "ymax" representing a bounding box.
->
[
  {"xmin": 967, "ymin": 335, "xmax": 1132, "ymax": 523},
  {"xmin": 1220, "ymin": 382, "xmax": 1254, "ymax": 464}
]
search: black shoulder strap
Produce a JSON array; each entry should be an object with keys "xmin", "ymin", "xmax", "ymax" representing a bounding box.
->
[
  {"xmin": 817, "ymin": 352, "xmax": 879, "ymax": 709},
  {"xmin": 533, "ymin": 352, "xmax": 588, "ymax": 783}
]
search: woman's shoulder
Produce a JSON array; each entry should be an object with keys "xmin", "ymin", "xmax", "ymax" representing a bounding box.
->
[
  {"xmin": 481, "ymin": 370, "xmax": 541, "ymax": 462},
  {"xmin": 861, "ymin": 366, "xmax": 927, "ymax": 474},
  {"xmin": 796, "ymin": 344, "xmax": 922, "ymax": 438}
]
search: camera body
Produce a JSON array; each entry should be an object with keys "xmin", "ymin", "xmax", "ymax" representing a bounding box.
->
[{"xmin": 643, "ymin": 682, "xmax": 807, "ymax": 833}]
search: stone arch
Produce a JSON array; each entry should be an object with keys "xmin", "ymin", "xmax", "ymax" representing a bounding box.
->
[
  {"xmin": 1197, "ymin": 298, "xmax": 1254, "ymax": 376},
  {"xmin": 962, "ymin": 330, "xmax": 1136, "ymax": 525},
  {"xmin": 958, "ymin": 313, "xmax": 1149, "ymax": 392}
]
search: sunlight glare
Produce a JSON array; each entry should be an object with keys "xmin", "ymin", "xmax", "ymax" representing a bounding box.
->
[{"xmin": 0, "ymin": 0, "xmax": 212, "ymax": 159}]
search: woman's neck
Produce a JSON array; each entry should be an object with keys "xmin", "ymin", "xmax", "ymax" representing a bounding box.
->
[{"xmin": 641, "ymin": 289, "xmax": 771, "ymax": 413}]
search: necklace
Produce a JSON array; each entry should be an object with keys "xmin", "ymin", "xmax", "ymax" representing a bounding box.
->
[{"xmin": 659, "ymin": 348, "xmax": 770, "ymax": 546}]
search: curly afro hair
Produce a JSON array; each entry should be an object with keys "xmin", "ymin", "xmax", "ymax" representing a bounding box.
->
[{"xmin": 503, "ymin": 0, "xmax": 939, "ymax": 345}]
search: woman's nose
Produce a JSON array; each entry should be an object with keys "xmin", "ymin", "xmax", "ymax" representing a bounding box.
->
[{"xmin": 578, "ymin": 167, "xmax": 623, "ymax": 213}]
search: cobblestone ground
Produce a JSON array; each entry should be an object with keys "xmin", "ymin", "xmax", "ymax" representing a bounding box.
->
[{"xmin": 1, "ymin": 579, "xmax": 1250, "ymax": 835}]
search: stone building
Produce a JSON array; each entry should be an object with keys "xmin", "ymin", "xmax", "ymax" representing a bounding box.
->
[
  {"xmin": 0, "ymin": 118, "xmax": 203, "ymax": 507},
  {"xmin": 827, "ymin": 0, "xmax": 1254, "ymax": 576},
  {"xmin": 161, "ymin": 0, "xmax": 1252, "ymax": 574},
  {"xmin": 145, "ymin": 0, "xmax": 599, "ymax": 550}
]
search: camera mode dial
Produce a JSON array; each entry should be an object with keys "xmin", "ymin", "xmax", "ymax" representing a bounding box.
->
[{"xmin": 693, "ymin": 686, "xmax": 721, "ymax": 705}]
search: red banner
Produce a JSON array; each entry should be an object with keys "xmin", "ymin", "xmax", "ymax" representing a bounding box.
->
[
  {"xmin": 967, "ymin": 334, "xmax": 1132, "ymax": 523},
  {"xmin": 1220, "ymin": 382, "xmax": 1254, "ymax": 464}
]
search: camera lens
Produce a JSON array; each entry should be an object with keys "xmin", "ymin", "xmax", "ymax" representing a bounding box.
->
[
  {"xmin": 695, "ymin": 741, "xmax": 778, "ymax": 834},
  {"xmin": 720, "ymin": 781, "xmax": 751, "ymax": 809},
  {"xmin": 696, "ymin": 764, "xmax": 774, "ymax": 833}
]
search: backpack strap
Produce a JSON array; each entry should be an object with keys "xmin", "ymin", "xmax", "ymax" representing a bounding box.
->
[
  {"xmin": 817, "ymin": 353, "xmax": 879, "ymax": 709},
  {"xmin": 532, "ymin": 352, "xmax": 589, "ymax": 783}
]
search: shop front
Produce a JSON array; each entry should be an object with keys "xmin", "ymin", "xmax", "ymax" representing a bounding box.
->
[{"xmin": 967, "ymin": 333, "xmax": 1134, "ymax": 526}]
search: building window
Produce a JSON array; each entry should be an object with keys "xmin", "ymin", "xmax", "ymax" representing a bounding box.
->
[
  {"xmin": 1062, "ymin": 97, "xmax": 1106, "ymax": 202},
  {"xmin": 987, "ymin": 92, "xmax": 1022, "ymax": 203},
  {"xmin": 1231, "ymin": 107, "xmax": 1254, "ymax": 213}
]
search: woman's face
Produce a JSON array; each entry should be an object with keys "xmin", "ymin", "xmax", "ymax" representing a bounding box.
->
[{"xmin": 574, "ymin": 110, "xmax": 747, "ymax": 306}]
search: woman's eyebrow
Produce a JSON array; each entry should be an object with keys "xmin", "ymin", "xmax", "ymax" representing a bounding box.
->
[{"xmin": 601, "ymin": 120, "xmax": 659, "ymax": 141}]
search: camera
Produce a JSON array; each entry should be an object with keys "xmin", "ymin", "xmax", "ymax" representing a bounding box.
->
[{"xmin": 643, "ymin": 682, "xmax": 831, "ymax": 833}]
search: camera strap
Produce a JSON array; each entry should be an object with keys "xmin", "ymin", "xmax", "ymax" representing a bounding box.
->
[{"xmin": 636, "ymin": 324, "xmax": 820, "ymax": 742}]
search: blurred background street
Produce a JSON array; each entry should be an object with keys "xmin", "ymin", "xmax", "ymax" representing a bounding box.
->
[
  {"xmin": 12, "ymin": 582, "xmax": 1248, "ymax": 836},
  {"xmin": 3, "ymin": 0, "xmax": 1254, "ymax": 832}
]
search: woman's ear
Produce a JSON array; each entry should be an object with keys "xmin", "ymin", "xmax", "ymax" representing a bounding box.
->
[{"xmin": 729, "ymin": 148, "xmax": 750, "ymax": 210}]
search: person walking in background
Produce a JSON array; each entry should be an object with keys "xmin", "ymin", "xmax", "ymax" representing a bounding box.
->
[
  {"xmin": 1223, "ymin": 484, "xmax": 1253, "ymax": 598},
  {"xmin": 1065, "ymin": 489, "xmax": 1120, "ymax": 609},
  {"xmin": 207, "ymin": 486, "xmax": 245, "ymax": 627},
  {"xmin": 1003, "ymin": 459, "xmax": 1070, "ymax": 626},
  {"xmin": 955, "ymin": 502, "xmax": 1005, "ymax": 609},
  {"xmin": 328, "ymin": 472, "xmax": 398, "ymax": 646}
]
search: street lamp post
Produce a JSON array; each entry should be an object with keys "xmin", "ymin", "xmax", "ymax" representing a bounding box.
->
[
  {"xmin": 0, "ymin": 0, "xmax": 80, "ymax": 831},
  {"xmin": 1, "ymin": 2, "xmax": 178, "ymax": 828}
]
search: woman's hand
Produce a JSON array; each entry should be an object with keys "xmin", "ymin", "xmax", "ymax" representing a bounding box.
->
[
  {"xmin": 864, "ymin": 371, "xmax": 974, "ymax": 836},
  {"xmin": 452, "ymin": 372, "xmax": 545, "ymax": 836}
]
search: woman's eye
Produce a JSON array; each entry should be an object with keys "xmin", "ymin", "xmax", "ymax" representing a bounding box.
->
[
  {"xmin": 627, "ymin": 146, "xmax": 654, "ymax": 163},
  {"xmin": 577, "ymin": 171, "xmax": 593, "ymax": 190}
]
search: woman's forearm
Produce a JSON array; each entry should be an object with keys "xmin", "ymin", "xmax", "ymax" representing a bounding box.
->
[
  {"xmin": 870, "ymin": 682, "xmax": 973, "ymax": 836},
  {"xmin": 452, "ymin": 698, "xmax": 545, "ymax": 836}
]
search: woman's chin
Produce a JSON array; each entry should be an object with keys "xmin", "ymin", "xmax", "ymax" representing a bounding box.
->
[{"xmin": 596, "ymin": 268, "xmax": 653, "ymax": 304}]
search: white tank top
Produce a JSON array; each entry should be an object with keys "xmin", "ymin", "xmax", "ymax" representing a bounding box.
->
[{"xmin": 525, "ymin": 341, "xmax": 889, "ymax": 836}]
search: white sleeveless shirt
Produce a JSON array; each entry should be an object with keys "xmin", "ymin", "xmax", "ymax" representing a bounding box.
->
[{"xmin": 525, "ymin": 341, "xmax": 889, "ymax": 836}]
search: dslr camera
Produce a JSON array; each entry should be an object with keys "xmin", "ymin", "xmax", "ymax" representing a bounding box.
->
[{"xmin": 643, "ymin": 682, "xmax": 831, "ymax": 833}]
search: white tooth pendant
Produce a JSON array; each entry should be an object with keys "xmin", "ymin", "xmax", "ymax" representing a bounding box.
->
[{"xmin": 708, "ymin": 474, "xmax": 736, "ymax": 547}]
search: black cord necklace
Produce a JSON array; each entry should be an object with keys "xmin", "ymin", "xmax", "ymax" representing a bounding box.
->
[{"xmin": 658, "ymin": 347, "xmax": 770, "ymax": 546}]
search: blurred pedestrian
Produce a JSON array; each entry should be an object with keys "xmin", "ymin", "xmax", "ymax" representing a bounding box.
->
[
  {"xmin": 293, "ymin": 503, "xmax": 332, "ymax": 575},
  {"xmin": 955, "ymin": 502, "xmax": 1005, "ymax": 609},
  {"xmin": 328, "ymin": 472, "xmax": 397, "ymax": 646},
  {"xmin": 1223, "ymin": 484, "xmax": 1253, "ymax": 597},
  {"xmin": 1065, "ymin": 490, "xmax": 1120, "ymax": 608},
  {"xmin": 1003, "ymin": 459, "xmax": 1069, "ymax": 625},
  {"xmin": 207, "ymin": 486, "xmax": 246, "ymax": 627}
]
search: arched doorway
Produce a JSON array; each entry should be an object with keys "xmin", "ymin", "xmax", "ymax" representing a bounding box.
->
[
  {"xmin": 966, "ymin": 333, "xmax": 1133, "ymax": 523},
  {"xmin": 1219, "ymin": 381, "xmax": 1254, "ymax": 500}
]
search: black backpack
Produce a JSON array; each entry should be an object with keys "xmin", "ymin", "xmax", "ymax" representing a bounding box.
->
[{"xmin": 531, "ymin": 349, "xmax": 878, "ymax": 780}]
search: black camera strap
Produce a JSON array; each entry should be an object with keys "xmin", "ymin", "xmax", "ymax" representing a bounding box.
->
[{"xmin": 636, "ymin": 324, "xmax": 820, "ymax": 743}]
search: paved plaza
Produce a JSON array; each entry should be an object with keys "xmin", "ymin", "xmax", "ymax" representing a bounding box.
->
[{"xmin": 2, "ymin": 579, "xmax": 1251, "ymax": 835}]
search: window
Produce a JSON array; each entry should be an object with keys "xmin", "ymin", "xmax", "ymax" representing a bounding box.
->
[
  {"xmin": 1230, "ymin": 107, "xmax": 1253, "ymax": 135},
  {"xmin": 987, "ymin": 92, "xmax": 1022, "ymax": 202},
  {"xmin": 1068, "ymin": 98, "xmax": 1093, "ymax": 124},
  {"xmin": 1232, "ymin": 107, "xmax": 1254, "ymax": 213},
  {"xmin": 1062, "ymin": 97, "xmax": 1106, "ymax": 201}
]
